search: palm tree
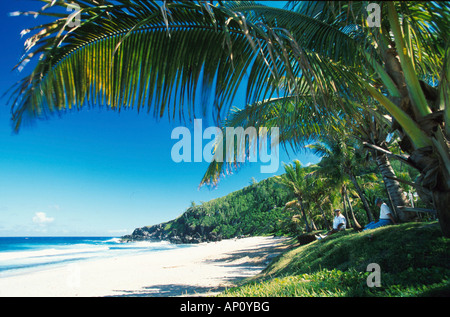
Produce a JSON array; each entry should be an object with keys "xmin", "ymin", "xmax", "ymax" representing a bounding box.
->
[
  {"xmin": 274, "ymin": 160, "xmax": 312, "ymax": 232},
  {"xmin": 200, "ymin": 1, "xmax": 450, "ymax": 235},
  {"xmin": 341, "ymin": 182, "xmax": 363, "ymax": 230},
  {"xmin": 304, "ymin": 174, "xmax": 348, "ymax": 231},
  {"xmin": 307, "ymin": 134, "xmax": 375, "ymax": 223},
  {"xmin": 282, "ymin": 200, "xmax": 305, "ymax": 233},
  {"xmin": 351, "ymin": 110, "xmax": 416, "ymax": 222},
  {"xmin": 8, "ymin": 1, "xmax": 450, "ymax": 236}
]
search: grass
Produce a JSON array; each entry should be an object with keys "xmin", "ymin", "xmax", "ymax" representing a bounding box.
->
[{"xmin": 219, "ymin": 221, "xmax": 450, "ymax": 297}]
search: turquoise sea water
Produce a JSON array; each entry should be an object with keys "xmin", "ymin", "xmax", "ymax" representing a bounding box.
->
[{"xmin": 0, "ymin": 237, "xmax": 187, "ymax": 278}]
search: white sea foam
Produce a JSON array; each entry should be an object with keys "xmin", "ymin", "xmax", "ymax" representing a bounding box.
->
[
  {"xmin": 0, "ymin": 246, "xmax": 110, "ymax": 262},
  {"xmin": 105, "ymin": 237, "xmax": 122, "ymax": 243},
  {"xmin": 0, "ymin": 238, "xmax": 184, "ymax": 279}
]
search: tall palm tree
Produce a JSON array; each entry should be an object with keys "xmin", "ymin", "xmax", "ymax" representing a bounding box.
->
[
  {"xmin": 352, "ymin": 111, "xmax": 418, "ymax": 222},
  {"xmin": 8, "ymin": 1, "xmax": 450, "ymax": 236},
  {"xmin": 307, "ymin": 134, "xmax": 375, "ymax": 223},
  {"xmin": 275, "ymin": 160, "xmax": 312, "ymax": 232},
  {"xmin": 282, "ymin": 200, "xmax": 306, "ymax": 233},
  {"xmin": 200, "ymin": 1, "xmax": 450, "ymax": 235},
  {"xmin": 304, "ymin": 174, "xmax": 337, "ymax": 230}
]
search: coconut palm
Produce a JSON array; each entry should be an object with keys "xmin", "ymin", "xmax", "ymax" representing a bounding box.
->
[
  {"xmin": 352, "ymin": 111, "xmax": 417, "ymax": 222},
  {"xmin": 282, "ymin": 200, "xmax": 305, "ymax": 233},
  {"xmin": 201, "ymin": 1, "xmax": 450, "ymax": 235},
  {"xmin": 307, "ymin": 133, "xmax": 375, "ymax": 223},
  {"xmin": 291, "ymin": 1, "xmax": 450, "ymax": 235},
  {"xmin": 275, "ymin": 160, "xmax": 312, "ymax": 232},
  {"xmin": 303, "ymin": 174, "xmax": 335, "ymax": 230},
  {"xmin": 8, "ymin": 1, "xmax": 450, "ymax": 236},
  {"xmin": 341, "ymin": 183, "xmax": 363, "ymax": 230}
]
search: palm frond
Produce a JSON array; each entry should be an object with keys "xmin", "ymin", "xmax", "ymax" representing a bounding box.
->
[
  {"xmin": 199, "ymin": 86, "xmax": 342, "ymax": 187},
  {"xmin": 9, "ymin": 1, "xmax": 266, "ymax": 130},
  {"xmin": 9, "ymin": 0, "xmax": 370, "ymax": 132}
]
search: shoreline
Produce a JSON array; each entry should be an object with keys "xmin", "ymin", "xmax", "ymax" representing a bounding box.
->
[{"xmin": 0, "ymin": 236, "xmax": 289, "ymax": 297}]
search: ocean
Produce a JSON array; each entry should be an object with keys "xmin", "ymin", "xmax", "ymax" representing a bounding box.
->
[{"xmin": 0, "ymin": 236, "xmax": 187, "ymax": 278}]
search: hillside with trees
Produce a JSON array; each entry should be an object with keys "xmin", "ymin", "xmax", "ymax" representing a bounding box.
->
[
  {"xmin": 123, "ymin": 147, "xmax": 433, "ymax": 244},
  {"xmin": 122, "ymin": 176, "xmax": 295, "ymax": 243}
]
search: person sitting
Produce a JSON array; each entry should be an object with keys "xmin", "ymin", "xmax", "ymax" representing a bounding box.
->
[
  {"xmin": 315, "ymin": 209, "xmax": 346, "ymax": 240},
  {"xmin": 363, "ymin": 198, "xmax": 396, "ymax": 231}
]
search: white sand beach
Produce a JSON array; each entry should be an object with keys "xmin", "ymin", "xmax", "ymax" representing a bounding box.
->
[{"xmin": 0, "ymin": 236, "xmax": 289, "ymax": 297}]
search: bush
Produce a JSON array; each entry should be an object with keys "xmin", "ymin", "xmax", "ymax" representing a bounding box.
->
[{"xmin": 220, "ymin": 222, "xmax": 450, "ymax": 297}]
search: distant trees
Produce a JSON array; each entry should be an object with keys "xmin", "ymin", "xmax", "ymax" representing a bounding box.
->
[
  {"xmin": 275, "ymin": 160, "xmax": 314, "ymax": 232},
  {"xmin": 177, "ymin": 149, "xmax": 430, "ymax": 237},
  {"xmin": 271, "ymin": 129, "xmax": 429, "ymax": 234},
  {"xmin": 307, "ymin": 134, "xmax": 374, "ymax": 223},
  {"xmin": 166, "ymin": 177, "xmax": 295, "ymax": 240}
]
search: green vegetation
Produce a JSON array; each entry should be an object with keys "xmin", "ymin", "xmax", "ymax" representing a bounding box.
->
[
  {"xmin": 159, "ymin": 177, "xmax": 295, "ymax": 240},
  {"xmin": 220, "ymin": 222, "xmax": 450, "ymax": 297}
]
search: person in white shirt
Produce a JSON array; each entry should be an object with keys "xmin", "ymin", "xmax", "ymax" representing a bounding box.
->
[
  {"xmin": 316, "ymin": 209, "xmax": 346, "ymax": 239},
  {"xmin": 363, "ymin": 198, "xmax": 397, "ymax": 231}
]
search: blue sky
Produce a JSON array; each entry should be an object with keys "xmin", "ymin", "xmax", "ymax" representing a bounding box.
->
[{"xmin": 0, "ymin": 1, "xmax": 321, "ymax": 237}]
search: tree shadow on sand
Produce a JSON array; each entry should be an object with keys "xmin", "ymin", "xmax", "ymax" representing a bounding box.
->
[
  {"xmin": 108, "ymin": 237, "xmax": 294, "ymax": 297},
  {"xmin": 203, "ymin": 239, "xmax": 293, "ymax": 267},
  {"xmin": 109, "ymin": 284, "xmax": 227, "ymax": 297}
]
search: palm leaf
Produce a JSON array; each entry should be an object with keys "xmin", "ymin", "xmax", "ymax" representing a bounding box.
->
[
  {"xmin": 199, "ymin": 88, "xmax": 339, "ymax": 187},
  {"xmin": 9, "ymin": 1, "xmax": 266, "ymax": 129},
  {"xmin": 9, "ymin": 0, "xmax": 370, "ymax": 132}
]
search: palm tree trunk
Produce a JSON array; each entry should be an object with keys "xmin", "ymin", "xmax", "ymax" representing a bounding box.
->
[
  {"xmin": 341, "ymin": 186, "xmax": 352, "ymax": 227},
  {"xmin": 304, "ymin": 201, "xmax": 318, "ymax": 231},
  {"xmin": 433, "ymin": 191, "xmax": 450, "ymax": 238},
  {"xmin": 380, "ymin": 23, "xmax": 450, "ymax": 237},
  {"xmin": 310, "ymin": 220, "xmax": 317, "ymax": 231},
  {"xmin": 411, "ymin": 147, "xmax": 450, "ymax": 238},
  {"xmin": 341, "ymin": 187, "xmax": 348, "ymax": 219},
  {"xmin": 344, "ymin": 185, "xmax": 362, "ymax": 230},
  {"xmin": 319, "ymin": 206, "xmax": 331, "ymax": 230},
  {"xmin": 348, "ymin": 172, "xmax": 374, "ymax": 223},
  {"xmin": 310, "ymin": 215, "xmax": 318, "ymax": 231},
  {"xmin": 376, "ymin": 153, "xmax": 416, "ymax": 222},
  {"xmin": 298, "ymin": 199, "xmax": 311, "ymax": 232}
]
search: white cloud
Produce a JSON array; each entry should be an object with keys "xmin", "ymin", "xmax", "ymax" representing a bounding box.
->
[{"xmin": 33, "ymin": 212, "xmax": 54, "ymax": 225}]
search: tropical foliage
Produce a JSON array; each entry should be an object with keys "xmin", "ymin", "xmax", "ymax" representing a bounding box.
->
[
  {"xmin": 153, "ymin": 177, "xmax": 296, "ymax": 241},
  {"xmin": 7, "ymin": 1, "xmax": 450, "ymax": 236},
  {"xmin": 221, "ymin": 222, "xmax": 450, "ymax": 297},
  {"xmin": 274, "ymin": 160, "xmax": 314, "ymax": 232},
  {"xmin": 197, "ymin": 1, "xmax": 450, "ymax": 236}
]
